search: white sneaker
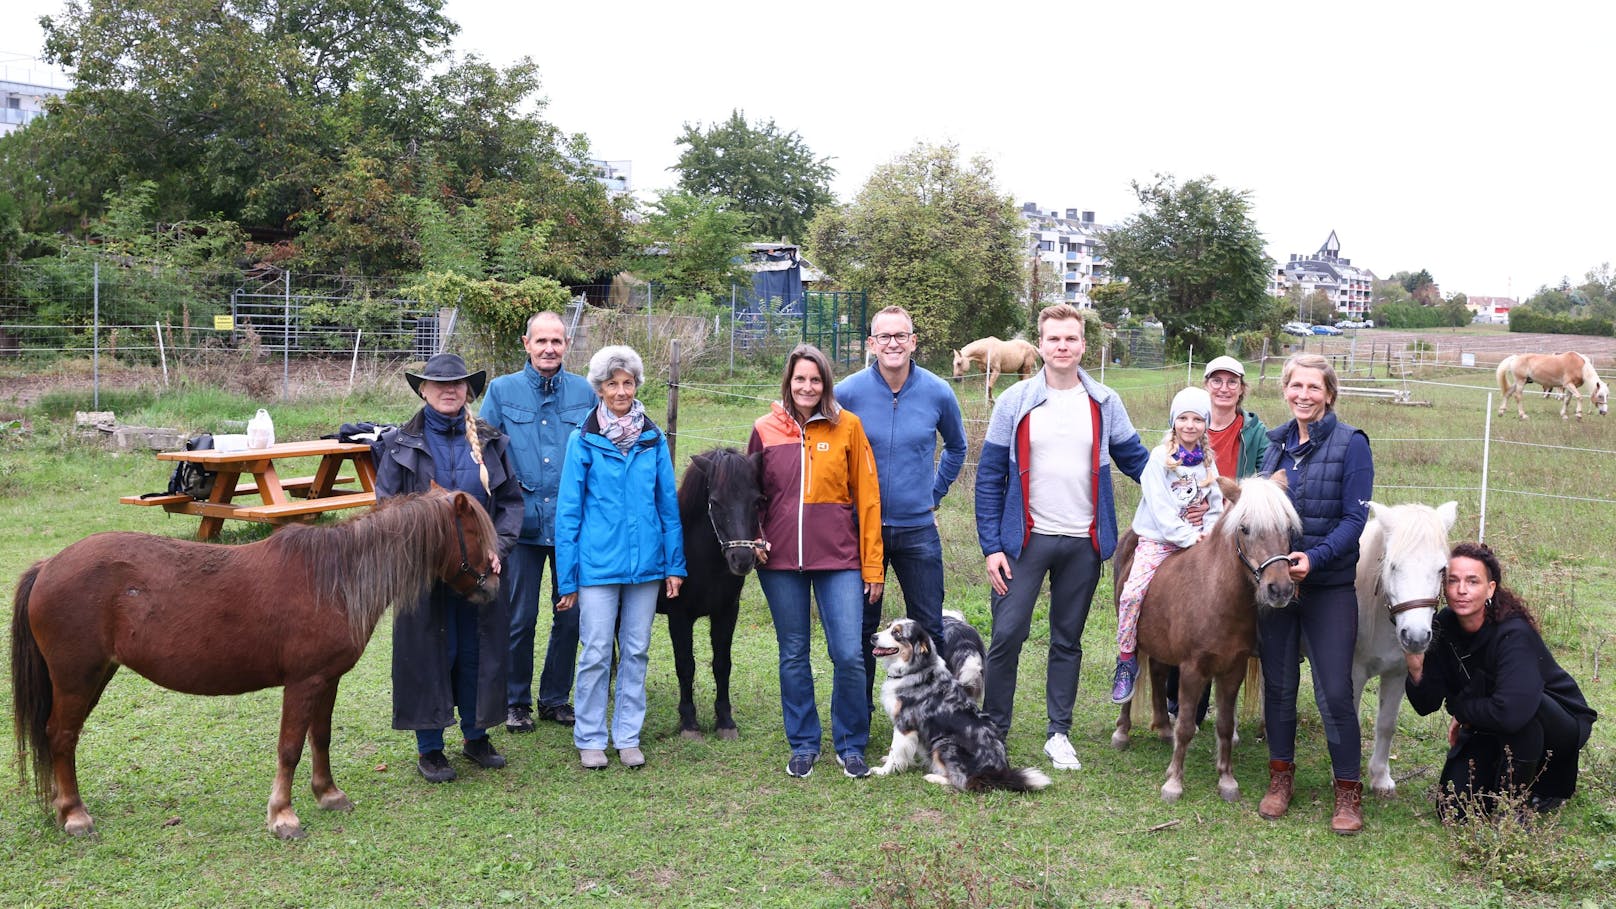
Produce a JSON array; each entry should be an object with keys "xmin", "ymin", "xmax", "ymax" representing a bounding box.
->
[{"xmin": 1044, "ymin": 733, "xmax": 1081, "ymax": 770}]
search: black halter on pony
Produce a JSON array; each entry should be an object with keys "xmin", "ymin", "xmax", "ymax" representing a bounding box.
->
[
  {"xmin": 451, "ymin": 505, "xmax": 493, "ymax": 592},
  {"xmin": 1236, "ymin": 532, "xmax": 1294, "ymax": 587},
  {"xmin": 708, "ymin": 503, "xmax": 769, "ymax": 556}
]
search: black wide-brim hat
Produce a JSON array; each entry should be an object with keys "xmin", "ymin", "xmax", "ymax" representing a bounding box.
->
[{"xmin": 406, "ymin": 353, "xmax": 487, "ymax": 400}]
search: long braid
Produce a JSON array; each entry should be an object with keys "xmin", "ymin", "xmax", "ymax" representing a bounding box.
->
[{"xmin": 462, "ymin": 405, "xmax": 491, "ymax": 496}]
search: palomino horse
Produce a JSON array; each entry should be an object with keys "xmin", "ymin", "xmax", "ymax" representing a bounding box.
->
[
  {"xmin": 1351, "ymin": 500, "xmax": 1456, "ymax": 795},
  {"xmin": 1111, "ymin": 472, "xmax": 1301, "ymax": 803},
  {"xmin": 951, "ymin": 337, "xmax": 1040, "ymax": 401},
  {"xmin": 11, "ymin": 489, "xmax": 500, "ymax": 839},
  {"xmin": 1496, "ymin": 351, "xmax": 1609, "ymax": 420},
  {"xmin": 658, "ymin": 447, "xmax": 766, "ymax": 739}
]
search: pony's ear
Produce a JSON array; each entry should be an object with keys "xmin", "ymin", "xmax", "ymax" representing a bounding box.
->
[
  {"xmin": 749, "ymin": 450, "xmax": 765, "ymax": 478},
  {"xmin": 1217, "ymin": 475, "xmax": 1240, "ymax": 503},
  {"xmin": 1436, "ymin": 501, "xmax": 1459, "ymax": 531},
  {"xmin": 1269, "ymin": 470, "xmax": 1289, "ymax": 492},
  {"xmin": 428, "ymin": 479, "xmax": 446, "ymax": 494},
  {"xmin": 1368, "ymin": 501, "xmax": 1386, "ymax": 525}
]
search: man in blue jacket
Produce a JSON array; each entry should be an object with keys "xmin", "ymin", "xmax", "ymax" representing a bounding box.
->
[
  {"xmin": 479, "ymin": 311, "xmax": 597, "ymax": 732},
  {"xmin": 975, "ymin": 304, "xmax": 1151, "ymax": 772},
  {"xmin": 837, "ymin": 305, "xmax": 968, "ymax": 712}
]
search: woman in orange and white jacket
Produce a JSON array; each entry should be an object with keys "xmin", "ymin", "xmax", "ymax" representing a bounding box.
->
[{"xmin": 749, "ymin": 343, "xmax": 883, "ymax": 779}]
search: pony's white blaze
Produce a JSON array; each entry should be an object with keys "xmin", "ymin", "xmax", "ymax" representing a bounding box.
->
[{"xmin": 1352, "ymin": 499, "xmax": 1457, "ymax": 795}]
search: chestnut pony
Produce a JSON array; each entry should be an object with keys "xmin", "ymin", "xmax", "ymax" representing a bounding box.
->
[
  {"xmin": 11, "ymin": 489, "xmax": 500, "ymax": 839},
  {"xmin": 1496, "ymin": 350, "xmax": 1609, "ymax": 420},
  {"xmin": 951, "ymin": 337, "xmax": 1041, "ymax": 401},
  {"xmin": 1110, "ymin": 473, "xmax": 1300, "ymax": 804},
  {"xmin": 657, "ymin": 447, "xmax": 766, "ymax": 740}
]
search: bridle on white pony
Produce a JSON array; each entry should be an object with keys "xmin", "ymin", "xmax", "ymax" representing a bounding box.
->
[{"xmin": 1374, "ymin": 565, "xmax": 1443, "ymax": 624}]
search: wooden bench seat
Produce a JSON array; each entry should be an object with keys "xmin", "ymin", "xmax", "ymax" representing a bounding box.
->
[
  {"xmin": 232, "ymin": 492, "xmax": 376, "ymax": 519},
  {"xmin": 233, "ymin": 474, "xmax": 357, "ymax": 496},
  {"xmin": 120, "ymin": 493, "xmax": 194, "ymax": 507}
]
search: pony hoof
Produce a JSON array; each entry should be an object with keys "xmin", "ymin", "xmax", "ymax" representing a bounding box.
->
[
  {"xmin": 272, "ymin": 821, "xmax": 307, "ymax": 840},
  {"xmin": 679, "ymin": 728, "xmax": 704, "ymax": 741},
  {"xmin": 318, "ymin": 794, "xmax": 355, "ymax": 812},
  {"xmin": 1110, "ymin": 730, "xmax": 1130, "ymax": 750},
  {"xmin": 62, "ymin": 814, "xmax": 96, "ymax": 837},
  {"xmin": 1371, "ymin": 781, "xmax": 1396, "ymax": 798},
  {"xmin": 716, "ymin": 726, "xmax": 739, "ymax": 741},
  {"xmin": 1219, "ymin": 783, "xmax": 1241, "ymax": 803},
  {"xmin": 1160, "ymin": 783, "xmax": 1183, "ymax": 804}
]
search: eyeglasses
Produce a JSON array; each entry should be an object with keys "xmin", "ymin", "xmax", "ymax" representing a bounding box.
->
[
  {"xmin": 872, "ymin": 332, "xmax": 913, "ymax": 345},
  {"xmin": 1206, "ymin": 377, "xmax": 1242, "ymax": 389}
]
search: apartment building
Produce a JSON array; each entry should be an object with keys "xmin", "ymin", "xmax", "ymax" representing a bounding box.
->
[
  {"xmin": 1019, "ymin": 203, "xmax": 1111, "ymax": 308},
  {"xmin": 0, "ymin": 61, "xmax": 69, "ymax": 137},
  {"xmin": 1272, "ymin": 230, "xmax": 1375, "ymax": 321}
]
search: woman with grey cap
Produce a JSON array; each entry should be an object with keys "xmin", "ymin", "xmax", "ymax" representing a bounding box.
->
[
  {"xmin": 554, "ymin": 345, "xmax": 685, "ymax": 770},
  {"xmin": 373, "ymin": 353, "xmax": 523, "ymax": 783}
]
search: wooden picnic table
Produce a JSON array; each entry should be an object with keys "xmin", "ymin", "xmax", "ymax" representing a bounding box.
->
[{"xmin": 121, "ymin": 439, "xmax": 377, "ymax": 540}]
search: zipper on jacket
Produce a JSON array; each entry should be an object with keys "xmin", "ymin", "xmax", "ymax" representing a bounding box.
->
[{"xmin": 796, "ymin": 428, "xmax": 808, "ymax": 569}]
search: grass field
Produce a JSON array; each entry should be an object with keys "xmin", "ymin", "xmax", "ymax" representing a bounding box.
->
[{"xmin": 0, "ymin": 352, "xmax": 1612, "ymax": 908}]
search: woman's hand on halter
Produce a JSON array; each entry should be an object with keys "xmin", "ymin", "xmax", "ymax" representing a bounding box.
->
[
  {"xmin": 557, "ymin": 592, "xmax": 577, "ymax": 611},
  {"xmin": 1286, "ymin": 551, "xmax": 1311, "ymax": 582},
  {"xmin": 665, "ymin": 576, "xmax": 683, "ymax": 599}
]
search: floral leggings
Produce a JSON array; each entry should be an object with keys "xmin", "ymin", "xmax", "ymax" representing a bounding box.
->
[{"xmin": 1116, "ymin": 537, "xmax": 1183, "ymax": 654}]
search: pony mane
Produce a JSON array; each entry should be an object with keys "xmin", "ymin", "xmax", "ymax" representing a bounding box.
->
[
  {"xmin": 1218, "ymin": 476, "xmax": 1301, "ymax": 539},
  {"xmin": 1380, "ymin": 503, "xmax": 1449, "ymax": 561},
  {"xmin": 270, "ymin": 491, "xmax": 487, "ymax": 641}
]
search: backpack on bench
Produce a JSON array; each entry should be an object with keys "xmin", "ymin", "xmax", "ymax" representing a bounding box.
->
[{"xmin": 167, "ymin": 433, "xmax": 217, "ymax": 499}]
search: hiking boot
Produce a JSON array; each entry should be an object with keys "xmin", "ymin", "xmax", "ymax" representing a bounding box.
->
[
  {"xmin": 461, "ymin": 736, "xmax": 506, "ymax": 770},
  {"xmin": 538, "ymin": 703, "xmax": 576, "ymax": 726},
  {"xmin": 579, "ymin": 748, "xmax": 608, "ymax": 770},
  {"xmin": 837, "ymin": 752, "xmax": 871, "ymax": 779},
  {"xmin": 786, "ymin": 753, "xmax": 817, "ymax": 778},
  {"xmin": 618, "ymin": 746, "xmax": 645, "ymax": 768},
  {"xmin": 417, "ymin": 749, "xmax": 456, "ymax": 783},
  {"xmin": 1110, "ymin": 655, "xmax": 1140, "ymax": 705},
  {"xmin": 1044, "ymin": 733, "xmax": 1081, "ymax": 770},
  {"xmin": 1331, "ymin": 778, "xmax": 1364, "ymax": 835},
  {"xmin": 1259, "ymin": 760, "xmax": 1295, "ymax": 819},
  {"xmin": 505, "ymin": 705, "xmax": 535, "ymax": 734}
]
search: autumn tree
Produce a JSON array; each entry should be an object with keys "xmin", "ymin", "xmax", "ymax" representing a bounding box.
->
[{"xmin": 673, "ymin": 110, "xmax": 835, "ymax": 243}]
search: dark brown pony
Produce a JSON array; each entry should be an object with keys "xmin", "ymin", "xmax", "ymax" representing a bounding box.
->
[
  {"xmin": 1110, "ymin": 473, "xmax": 1300, "ymax": 803},
  {"xmin": 11, "ymin": 489, "xmax": 499, "ymax": 839},
  {"xmin": 657, "ymin": 448, "xmax": 766, "ymax": 739}
]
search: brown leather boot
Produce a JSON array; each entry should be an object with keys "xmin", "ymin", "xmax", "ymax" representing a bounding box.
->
[
  {"xmin": 1258, "ymin": 759, "xmax": 1295, "ymax": 819},
  {"xmin": 1331, "ymin": 778, "xmax": 1364, "ymax": 835}
]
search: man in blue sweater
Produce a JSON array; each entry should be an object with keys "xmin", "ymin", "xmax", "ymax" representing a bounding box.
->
[
  {"xmin": 479, "ymin": 311, "xmax": 597, "ymax": 732},
  {"xmin": 837, "ymin": 305, "xmax": 968, "ymax": 712}
]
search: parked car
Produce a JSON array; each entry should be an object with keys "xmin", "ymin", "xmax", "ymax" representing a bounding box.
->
[
  {"xmin": 1282, "ymin": 321, "xmax": 1311, "ymax": 337},
  {"xmin": 1311, "ymin": 324, "xmax": 1343, "ymax": 336},
  {"xmin": 1335, "ymin": 319, "xmax": 1369, "ymax": 330}
]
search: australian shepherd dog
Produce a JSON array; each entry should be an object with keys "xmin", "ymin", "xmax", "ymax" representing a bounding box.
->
[
  {"xmin": 941, "ymin": 609, "xmax": 986, "ymax": 706},
  {"xmin": 869, "ymin": 618, "xmax": 1051, "ymax": 792}
]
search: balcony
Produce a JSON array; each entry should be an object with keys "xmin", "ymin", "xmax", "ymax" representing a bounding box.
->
[{"xmin": 0, "ymin": 108, "xmax": 45, "ymax": 127}]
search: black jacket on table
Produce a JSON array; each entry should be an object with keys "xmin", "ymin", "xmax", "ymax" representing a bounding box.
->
[
  {"xmin": 1406, "ymin": 609, "xmax": 1595, "ymax": 736},
  {"xmin": 373, "ymin": 409, "xmax": 523, "ymax": 731}
]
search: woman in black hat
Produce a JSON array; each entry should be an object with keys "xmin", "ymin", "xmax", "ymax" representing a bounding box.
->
[{"xmin": 373, "ymin": 353, "xmax": 524, "ymax": 782}]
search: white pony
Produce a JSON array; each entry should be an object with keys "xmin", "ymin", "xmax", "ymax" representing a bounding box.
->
[{"xmin": 1350, "ymin": 500, "xmax": 1457, "ymax": 795}]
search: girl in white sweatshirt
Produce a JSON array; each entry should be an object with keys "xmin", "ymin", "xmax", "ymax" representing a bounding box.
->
[{"xmin": 1110, "ymin": 387, "xmax": 1225, "ymax": 705}]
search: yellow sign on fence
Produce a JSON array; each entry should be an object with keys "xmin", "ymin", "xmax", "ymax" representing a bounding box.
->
[{"xmin": 214, "ymin": 315, "xmax": 234, "ymax": 331}]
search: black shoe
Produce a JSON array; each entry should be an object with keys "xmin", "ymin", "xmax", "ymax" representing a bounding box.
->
[
  {"xmin": 537, "ymin": 703, "xmax": 576, "ymax": 726},
  {"xmin": 462, "ymin": 736, "xmax": 507, "ymax": 770},
  {"xmin": 505, "ymin": 705, "xmax": 535, "ymax": 734},
  {"xmin": 417, "ymin": 749, "xmax": 456, "ymax": 783}
]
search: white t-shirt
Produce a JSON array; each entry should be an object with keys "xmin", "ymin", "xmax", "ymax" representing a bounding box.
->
[{"xmin": 1028, "ymin": 383, "xmax": 1094, "ymax": 537}]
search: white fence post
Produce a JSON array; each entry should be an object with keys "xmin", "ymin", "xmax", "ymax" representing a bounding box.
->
[{"xmin": 1479, "ymin": 392, "xmax": 1493, "ymax": 543}]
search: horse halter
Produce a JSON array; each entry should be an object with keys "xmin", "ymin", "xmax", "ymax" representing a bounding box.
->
[
  {"xmin": 1236, "ymin": 532, "xmax": 1294, "ymax": 586},
  {"xmin": 1376, "ymin": 566, "xmax": 1443, "ymax": 624},
  {"xmin": 708, "ymin": 502, "xmax": 769, "ymax": 556},
  {"xmin": 450, "ymin": 506, "xmax": 493, "ymax": 592}
]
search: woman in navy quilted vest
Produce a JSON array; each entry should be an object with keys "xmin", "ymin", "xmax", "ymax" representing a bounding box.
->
[{"xmin": 1254, "ymin": 353, "xmax": 1374, "ymax": 835}]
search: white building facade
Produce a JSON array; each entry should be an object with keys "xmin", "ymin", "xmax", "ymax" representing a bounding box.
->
[
  {"xmin": 1272, "ymin": 230, "xmax": 1375, "ymax": 321},
  {"xmin": 0, "ymin": 63, "xmax": 70, "ymax": 137},
  {"xmin": 1019, "ymin": 203, "xmax": 1111, "ymax": 308}
]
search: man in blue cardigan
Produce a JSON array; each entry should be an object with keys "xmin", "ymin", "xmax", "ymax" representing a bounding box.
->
[
  {"xmin": 837, "ymin": 305, "xmax": 968, "ymax": 712},
  {"xmin": 975, "ymin": 304, "xmax": 1151, "ymax": 772},
  {"xmin": 479, "ymin": 311, "xmax": 597, "ymax": 732}
]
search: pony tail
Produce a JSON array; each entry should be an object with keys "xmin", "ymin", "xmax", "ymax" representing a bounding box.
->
[{"xmin": 462, "ymin": 407, "xmax": 491, "ymax": 496}]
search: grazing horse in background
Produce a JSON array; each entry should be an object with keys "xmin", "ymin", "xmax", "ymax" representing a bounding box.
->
[
  {"xmin": 1111, "ymin": 473, "xmax": 1301, "ymax": 803},
  {"xmin": 1352, "ymin": 500, "xmax": 1457, "ymax": 795},
  {"xmin": 951, "ymin": 337, "xmax": 1041, "ymax": 401},
  {"xmin": 11, "ymin": 489, "xmax": 500, "ymax": 839},
  {"xmin": 1496, "ymin": 351, "xmax": 1609, "ymax": 420},
  {"xmin": 657, "ymin": 447, "xmax": 766, "ymax": 740}
]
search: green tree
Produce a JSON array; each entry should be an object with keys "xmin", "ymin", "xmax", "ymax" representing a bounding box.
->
[
  {"xmin": 629, "ymin": 192, "xmax": 751, "ymax": 298},
  {"xmin": 673, "ymin": 110, "xmax": 836, "ymax": 243},
  {"xmin": 1102, "ymin": 174, "xmax": 1276, "ymax": 357},
  {"xmin": 805, "ymin": 142, "xmax": 1022, "ymax": 354}
]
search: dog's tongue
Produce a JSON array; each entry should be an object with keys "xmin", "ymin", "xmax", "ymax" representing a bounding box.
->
[{"xmin": 871, "ymin": 646, "xmax": 898, "ymax": 657}]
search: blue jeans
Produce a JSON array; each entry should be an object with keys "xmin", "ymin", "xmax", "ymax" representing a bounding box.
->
[
  {"xmin": 757, "ymin": 569, "xmax": 869, "ymax": 758},
  {"xmin": 416, "ymin": 588, "xmax": 485, "ymax": 754},
  {"xmin": 862, "ymin": 523, "xmax": 947, "ymax": 707},
  {"xmin": 1260, "ymin": 583, "xmax": 1361, "ymax": 781},
  {"xmin": 573, "ymin": 581, "xmax": 660, "ymax": 750},
  {"xmin": 504, "ymin": 544, "xmax": 579, "ymax": 710}
]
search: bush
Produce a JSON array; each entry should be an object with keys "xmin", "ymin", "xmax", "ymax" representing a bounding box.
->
[{"xmin": 1508, "ymin": 307, "xmax": 1614, "ymax": 337}]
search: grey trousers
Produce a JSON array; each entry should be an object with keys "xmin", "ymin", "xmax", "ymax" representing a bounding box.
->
[{"xmin": 982, "ymin": 533, "xmax": 1102, "ymax": 739}]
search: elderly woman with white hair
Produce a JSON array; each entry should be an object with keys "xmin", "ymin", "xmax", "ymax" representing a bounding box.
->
[{"xmin": 554, "ymin": 345, "xmax": 686, "ymax": 770}]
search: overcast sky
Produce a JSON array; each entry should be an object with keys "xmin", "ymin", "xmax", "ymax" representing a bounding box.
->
[{"xmin": 5, "ymin": 1, "xmax": 1612, "ymax": 298}]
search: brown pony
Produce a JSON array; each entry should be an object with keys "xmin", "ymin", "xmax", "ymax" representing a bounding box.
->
[
  {"xmin": 1496, "ymin": 351, "xmax": 1609, "ymax": 420},
  {"xmin": 1110, "ymin": 473, "xmax": 1300, "ymax": 803},
  {"xmin": 951, "ymin": 337, "xmax": 1041, "ymax": 401},
  {"xmin": 11, "ymin": 489, "xmax": 499, "ymax": 839}
]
